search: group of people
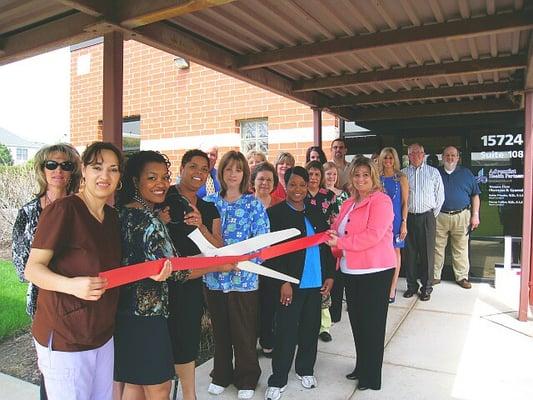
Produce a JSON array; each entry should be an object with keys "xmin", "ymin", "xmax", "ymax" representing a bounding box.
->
[{"xmin": 11, "ymin": 137, "xmax": 480, "ymax": 400}]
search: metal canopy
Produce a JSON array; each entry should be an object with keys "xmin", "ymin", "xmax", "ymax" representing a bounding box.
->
[{"xmin": 1, "ymin": 0, "xmax": 532, "ymax": 124}]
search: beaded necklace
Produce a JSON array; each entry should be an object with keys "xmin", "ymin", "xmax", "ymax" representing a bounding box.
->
[{"xmin": 132, "ymin": 193, "xmax": 155, "ymax": 213}]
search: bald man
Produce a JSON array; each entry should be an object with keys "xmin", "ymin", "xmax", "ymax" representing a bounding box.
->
[
  {"xmin": 197, "ymin": 144, "xmax": 220, "ymax": 197},
  {"xmin": 433, "ymin": 146, "xmax": 480, "ymax": 289}
]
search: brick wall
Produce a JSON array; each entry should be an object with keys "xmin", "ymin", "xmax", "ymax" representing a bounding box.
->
[{"xmin": 70, "ymin": 40, "xmax": 338, "ymax": 175}]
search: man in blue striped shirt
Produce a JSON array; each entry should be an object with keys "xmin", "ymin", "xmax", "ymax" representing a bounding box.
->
[{"xmin": 401, "ymin": 143, "xmax": 444, "ymax": 301}]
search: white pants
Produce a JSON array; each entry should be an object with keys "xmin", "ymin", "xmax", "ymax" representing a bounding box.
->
[{"xmin": 34, "ymin": 336, "xmax": 114, "ymax": 400}]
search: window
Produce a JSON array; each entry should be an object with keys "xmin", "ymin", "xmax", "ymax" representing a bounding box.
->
[
  {"xmin": 123, "ymin": 117, "xmax": 141, "ymax": 154},
  {"xmin": 240, "ymin": 119, "xmax": 268, "ymax": 154},
  {"xmin": 16, "ymin": 148, "xmax": 28, "ymax": 161}
]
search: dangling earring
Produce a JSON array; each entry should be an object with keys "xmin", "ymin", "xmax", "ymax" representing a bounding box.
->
[{"xmin": 116, "ymin": 180, "xmax": 123, "ymax": 191}]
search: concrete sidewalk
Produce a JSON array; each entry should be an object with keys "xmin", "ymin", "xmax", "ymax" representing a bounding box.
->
[{"xmin": 1, "ymin": 279, "xmax": 532, "ymax": 400}]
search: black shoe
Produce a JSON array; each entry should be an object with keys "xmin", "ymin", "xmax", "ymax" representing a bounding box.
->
[
  {"xmin": 403, "ymin": 289, "xmax": 417, "ymax": 298},
  {"xmin": 419, "ymin": 291, "xmax": 431, "ymax": 301},
  {"xmin": 319, "ymin": 331, "xmax": 332, "ymax": 342},
  {"xmin": 357, "ymin": 385, "xmax": 369, "ymax": 391},
  {"xmin": 346, "ymin": 370, "xmax": 358, "ymax": 380}
]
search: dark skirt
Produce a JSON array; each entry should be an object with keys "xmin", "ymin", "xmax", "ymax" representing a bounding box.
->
[
  {"xmin": 167, "ymin": 278, "xmax": 205, "ymax": 364},
  {"xmin": 114, "ymin": 314, "xmax": 175, "ymax": 385}
]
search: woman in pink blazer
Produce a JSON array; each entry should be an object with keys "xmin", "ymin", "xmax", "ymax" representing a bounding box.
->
[{"xmin": 326, "ymin": 156, "xmax": 395, "ymax": 391}]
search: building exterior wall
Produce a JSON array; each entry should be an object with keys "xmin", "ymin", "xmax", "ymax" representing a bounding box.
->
[
  {"xmin": 7, "ymin": 145, "xmax": 39, "ymax": 165},
  {"xmin": 70, "ymin": 40, "xmax": 339, "ymax": 175}
]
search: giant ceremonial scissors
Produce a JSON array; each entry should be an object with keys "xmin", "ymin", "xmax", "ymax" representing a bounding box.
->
[{"xmin": 100, "ymin": 228, "xmax": 329, "ymax": 288}]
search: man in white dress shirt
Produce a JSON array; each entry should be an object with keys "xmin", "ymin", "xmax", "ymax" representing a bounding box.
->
[{"xmin": 401, "ymin": 143, "xmax": 444, "ymax": 301}]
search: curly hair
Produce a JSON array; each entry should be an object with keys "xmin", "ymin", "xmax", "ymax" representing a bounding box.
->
[
  {"xmin": 117, "ymin": 150, "xmax": 170, "ymax": 206},
  {"xmin": 251, "ymin": 161, "xmax": 278, "ymax": 189},
  {"xmin": 181, "ymin": 149, "xmax": 209, "ymax": 168}
]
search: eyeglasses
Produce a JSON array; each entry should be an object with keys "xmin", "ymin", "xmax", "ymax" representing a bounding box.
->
[{"xmin": 44, "ymin": 160, "xmax": 75, "ymax": 172}]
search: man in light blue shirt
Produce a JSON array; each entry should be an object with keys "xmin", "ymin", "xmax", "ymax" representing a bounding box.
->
[{"xmin": 401, "ymin": 143, "xmax": 444, "ymax": 301}]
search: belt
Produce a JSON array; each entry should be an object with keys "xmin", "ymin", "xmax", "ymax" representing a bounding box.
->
[
  {"xmin": 408, "ymin": 210, "xmax": 432, "ymax": 216},
  {"xmin": 441, "ymin": 207, "xmax": 469, "ymax": 215}
]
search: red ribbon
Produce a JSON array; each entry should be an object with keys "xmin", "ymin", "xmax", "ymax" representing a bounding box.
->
[{"xmin": 100, "ymin": 231, "xmax": 329, "ymax": 289}]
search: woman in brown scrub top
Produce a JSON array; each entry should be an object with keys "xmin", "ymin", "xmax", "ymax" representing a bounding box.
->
[{"xmin": 24, "ymin": 142, "xmax": 124, "ymax": 400}]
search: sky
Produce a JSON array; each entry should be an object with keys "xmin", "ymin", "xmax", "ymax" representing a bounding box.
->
[{"xmin": 0, "ymin": 47, "xmax": 70, "ymax": 144}]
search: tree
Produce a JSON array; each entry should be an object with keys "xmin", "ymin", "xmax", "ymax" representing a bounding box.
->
[{"xmin": 0, "ymin": 143, "xmax": 13, "ymax": 166}]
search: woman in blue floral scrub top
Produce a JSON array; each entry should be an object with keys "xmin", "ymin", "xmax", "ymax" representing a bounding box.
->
[{"xmin": 204, "ymin": 150, "xmax": 269, "ymax": 400}]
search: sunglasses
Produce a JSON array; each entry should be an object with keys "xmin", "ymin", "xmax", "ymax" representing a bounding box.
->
[{"xmin": 44, "ymin": 160, "xmax": 75, "ymax": 172}]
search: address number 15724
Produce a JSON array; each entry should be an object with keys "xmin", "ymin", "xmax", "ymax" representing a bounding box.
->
[{"xmin": 481, "ymin": 134, "xmax": 523, "ymax": 147}]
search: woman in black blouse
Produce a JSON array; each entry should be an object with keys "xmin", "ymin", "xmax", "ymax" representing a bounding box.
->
[
  {"xmin": 114, "ymin": 151, "xmax": 188, "ymax": 400},
  {"xmin": 165, "ymin": 149, "xmax": 230, "ymax": 400}
]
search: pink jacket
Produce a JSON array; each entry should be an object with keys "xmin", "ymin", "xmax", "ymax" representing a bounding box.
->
[{"xmin": 331, "ymin": 191, "xmax": 396, "ymax": 270}]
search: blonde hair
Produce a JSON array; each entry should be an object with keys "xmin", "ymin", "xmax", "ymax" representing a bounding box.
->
[
  {"xmin": 275, "ymin": 152, "xmax": 295, "ymax": 169},
  {"xmin": 348, "ymin": 156, "xmax": 382, "ymax": 200},
  {"xmin": 378, "ymin": 147, "xmax": 401, "ymax": 174},
  {"xmin": 34, "ymin": 143, "xmax": 82, "ymax": 197},
  {"xmin": 246, "ymin": 149, "xmax": 266, "ymax": 163}
]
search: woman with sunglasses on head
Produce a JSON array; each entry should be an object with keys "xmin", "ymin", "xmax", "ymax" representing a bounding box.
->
[
  {"xmin": 114, "ymin": 151, "xmax": 190, "ymax": 400},
  {"xmin": 203, "ymin": 150, "xmax": 269, "ymax": 400},
  {"xmin": 377, "ymin": 148, "xmax": 409, "ymax": 303},
  {"xmin": 24, "ymin": 142, "xmax": 123, "ymax": 400},
  {"xmin": 12, "ymin": 143, "xmax": 81, "ymax": 400},
  {"xmin": 165, "ymin": 149, "xmax": 234, "ymax": 400}
]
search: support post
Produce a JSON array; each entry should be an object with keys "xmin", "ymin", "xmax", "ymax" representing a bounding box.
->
[
  {"xmin": 519, "ymin": 90, "xmax": 533, "ymax": 321},
  {"xmin": 102, "ymin": 31, "xmax": 124, "ymax": 149},
  {"xmin": 312, "ymin": 107, "xmax": 322, "ymax": 147}
]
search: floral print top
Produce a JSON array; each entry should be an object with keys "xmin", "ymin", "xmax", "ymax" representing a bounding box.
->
[
  {"xmin": 306, "ymin": 188, "xmax": 338, "ymax": 225},
  {"xmin": 203, "ymin": 192, "xmax": 270, "ymax": 292},
  {"xmin": 334, "ymin": 191, "xmax": 350, "ymax": 216},
  {"xmin": 12, "ymin": 197, "xmax": 41, "ymax": 317},
  {"xmin": 118, "ymin": 207, "xmax": 190, "ymax": 317}
]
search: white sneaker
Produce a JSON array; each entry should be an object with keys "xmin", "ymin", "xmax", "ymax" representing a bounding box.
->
[
  {"xmin": 238, "ymin": 389, "xmax": 255, "ymax": 399},
  {"xmin": 296, "ymin": 374, "xmax": 317, "ymax": 389},
  {"xmin": 208, "ymin": 383, "xmax": 225, "ymax": 395},
  {"xmin": 265, "ymin": 385, "xmax": 286, "ymax": 400}
]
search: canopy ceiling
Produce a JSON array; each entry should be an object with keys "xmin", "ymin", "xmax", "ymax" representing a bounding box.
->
[{"xmin": 1, "ymin": 0, "xmax": 532, "ymax": 125}]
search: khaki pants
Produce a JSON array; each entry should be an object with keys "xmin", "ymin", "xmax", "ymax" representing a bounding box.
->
[{"xmin": 434, "ymin": 209, "xmax": 470, "ymax": 281}]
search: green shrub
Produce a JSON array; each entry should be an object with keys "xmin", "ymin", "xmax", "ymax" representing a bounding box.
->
[{"xmin": 0, "ymin": 260, "xmax": 30, "ymax": 340}]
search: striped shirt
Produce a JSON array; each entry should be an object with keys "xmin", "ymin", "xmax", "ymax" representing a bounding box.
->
[{"xmin": 401, "ymin": 163, "xmax": 444, "ymax": 216}]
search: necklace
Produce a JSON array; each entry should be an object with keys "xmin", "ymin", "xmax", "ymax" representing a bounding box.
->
[
  {"xmin": 381, "ymin": 175, "xmax": 399, "ymax": 200},
  {"xmin": 79, "ymin": 192, "xmax": 105, "ymax": 223},
  {"xmin": 44, "ymin": 192, "xmax": 54, "ymax": 207},
  {"xmin": 132, "ymin": 193, "xmax": 154, "ymax": 212}
]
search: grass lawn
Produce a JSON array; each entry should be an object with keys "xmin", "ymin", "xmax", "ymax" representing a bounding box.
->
[{"xmin": 0, "ymin": 260, "xmax": 30, "ymax": 340}]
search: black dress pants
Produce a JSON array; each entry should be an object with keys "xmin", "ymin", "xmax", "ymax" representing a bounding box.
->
[
  {"xmin": 259, "ymin": 277, "xmax": 278, "ymax": 350},
  {"xmin": 329, "ymin": 267, "xmax": 344, "ymax": 322},
  {"xmin": 268, "ymin": 287, "xmax": 321, "ymax": 388},
  {"xmin": 344, "ymin": 268, "xmax": 394, "ymax": 390},
  {"xmin": 405, "ymin": 211, "xmax": 436, "ymax": 293}
]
